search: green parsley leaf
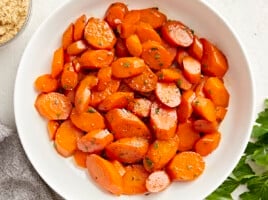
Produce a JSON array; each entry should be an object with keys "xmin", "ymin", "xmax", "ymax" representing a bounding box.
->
[
  {"xmin": 87, "ymin": 108, "xmax": 96, "ymax": 113},
  {"xmin": 232, "ymin": 156, "xmax": 255, "ymax": 181}
]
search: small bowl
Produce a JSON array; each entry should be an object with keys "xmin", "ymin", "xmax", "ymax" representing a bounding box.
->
[{"xmin": 0, "ymin": 0, "xmax": 32, "ymax": 47}]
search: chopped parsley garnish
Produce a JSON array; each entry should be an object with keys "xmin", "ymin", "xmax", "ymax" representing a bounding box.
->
[{"xmin": 87, "ymin": 107, "xmax": 96, "ymax": 113}]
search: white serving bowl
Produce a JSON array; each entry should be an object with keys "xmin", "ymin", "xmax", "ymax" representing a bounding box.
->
[{"xmin": 14, "ymin": 0, "xmax": 255, "ymax": 199}]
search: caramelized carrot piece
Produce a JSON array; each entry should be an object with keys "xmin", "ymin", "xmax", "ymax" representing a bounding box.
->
[
  {"xmin": 105, "ymin": 108, "xmax": 151, "ymax": 139},
  {"xmin": 162, "ymin": 21, "xmax": 193, "ymax": 47},
  {"xmin": 203, "ymin": 77, "xmax": 230, "ymax": 107},
  {"xmin": 143, "ymin": 139, "xmax": 178, "ymax": 172},
  {"xmin": 194, "ymin": 76, "xmax": 208, "ymax": 97},
  {"xmin": 74, "ymin": 14, "xmax": 86, "ymax": 41},
  {"xmin": 97, "ymin": 66, "xmax": 112, "ymax": 91},
  {"xmin": 215, "ymin": 106, "xmax": 227, "ymax": 122},
  {"xmin": 166, "ymin": 151, "xmax": 205, "ymax": 181},
  {"xmin": 61, "ymin": 63, "xmax": 78, "ymax": 90},
  {"xmin": 125, "ymin": 34, "xmax": 142, "ymax": 57},
  {"xmin": 118, "ymin": 10, "xmax": 140, "ymax": 38},
  {"xmin": 86, "ymin": 154, "xmax": 123, "ymax": 195},
  {"xmin": 176, "ymin": 49, "xmax": 189, "ymax": 67},
  {"xmin": 122, "ymin": 165, "xmax": 149, "ymax": 195},
  {"xmin": 62, "ymin": 23, "xmax": 74, "ymax": 50},
  {"xmin": 155, "ymin": 82, "xmax": 181, "ymax": 108},
  {"xmin": 145, "ymin": 171, "xmax": 171, "ymax": 193},
  {"xmin": 105, "ymin": 2, "xmax": 128, "ymax": 29},
  {"xmin": 150, "ymin": 101, "xmax": 177, "ymax": 140},
  {"xmin": 162, "ymin": 40, "xmax": 177, "ymax": 62},
  {"xmin": 79, "ymin": 50, "xmax": 114, "ymax": 69},
  {"xmin": 64, "ymin": 89, "xmax": 75, "ymax": 104},
  {"xmin": 74, "ymin": 150, "xmax": 88, "ymax": 168},
  {"xmin": 177, "ymin": 89, "xmax": 196, "ymax": 123},
  {"xmin": 200, "ymin": 38, "xmax": 228, "ymax": 78},
  {"xmin": 124, "ymin": 65, "xmax": 158, "ymax": 92},
  {"xmin": 54, "ymin": 120, "xmax": 83, "ymax": 157},
  {"xmin": 136, "ymin": 22, "xmax": 162, "ymax": 43},
  {"xmin": 127, "ymin": 98, "xmax": 152, "ymax": 118},
  {"xmin": 139, "ymin": 7, "xmax": 167, "ymax": 29},
  {"xmin": 112, "ymin": 160, "xmax": 126, "ymax": 177},
  {"xmin": 106, "ymin": 137, "xmax": 149, "ymax": 164},
  {"xmin": 111, "ymin": 57, "xmax": 146, "ymax": 78},
  {"xmin": 77, "ymin": 129, "xmax": 114, "ymax": 153},
  {"xmin": 188, "ymin": 36, "xmax": 203, "ymax": 61},
  {"xmin": 66, "ymin": 40, "xmax": 87, "ymax": 55},
  {"xmin": 34, "ymin": 74, "xmax": 58, "ymax": 93},
  {"xmin": 192, "ymin": 96, "xmax": 216, "ymax": 122},
  {"xmin": 47, "ymin": 120, "xmax": 60, "ymax": 141},
  {"xmin": 193, "ymin": 119, "xmax": 218, "ymax": 133},
  {"xmin": 141, "ymin": 40, "xmax": 173, "ymax": 70},
  {"xmin": 70, "ymin": 107, "xmax": 105, "ymax": 132},
  {"xmin": 84, "ymin": 17, "xmax": 116, "ymax": 50},
  {"xmin": 176, "ymin": 122, "xmax": 200, "ymax": 151},
  {"xmin": 98, "ymin": 92, "xmax": 134, "ymax": 111},
  {"xmin": 194, "ymin": 131, "xmax": 221, "ymax": 156},
  {"xmin": 35, "ymin": 92, "xmax": 72, "ymax": 120},
  {"xmin": 182, "ymin": 56, "xmax": 201, "ymax": 84},
  {"xmin": 51, "ymin": 47, "xmax": 64, "ymax": 78},
  {"xmin": 115, "ymin": 38, "xmax": 130, "ymax": 57}
]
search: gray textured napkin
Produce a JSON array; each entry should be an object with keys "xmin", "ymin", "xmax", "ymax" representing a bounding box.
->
[{"xmin": 0, "ymin": 121, "xmax": 63, "ymax": 200}]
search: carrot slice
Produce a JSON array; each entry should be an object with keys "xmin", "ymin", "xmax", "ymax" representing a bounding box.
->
[
  {"xmin": 143, "ymin": 139, "xmax": 178, "ymax": 172},
  {"xmin": 194, "ymin": 131, "xmax": 221, "ymax": 156},
  {"xmin": 176, "ymin": 49, "xmax": 189, "ymax": 67},
  {"xmin": 64, "ymin": 89, "xmax": 75, "ymax": 104},
  {"xmin": 115, "ymin": 38, "xmax": 130, "ymax": 57},
  {"xmin": 62, "ymin": 23, "xmax": 74, "ymax": 50},
  {"xmin": 47, "ymin": 120, "xmax": 60, "ymax": 141},
  {"xmin": 162, "ymin": 40, "xmax": 177, "ymax": 63},
  {"xmin": 61, "ymin": 63, "xmax": 78, "ymax": 90},
  {"xmin": 139, "ymin": 7, "xmax": 167, "ymax": 29},
  {"xmin": 122, "ymin": 165, "xmax": 149, "ymax": 195},
  {"xmin": 193, "ymin": 119, "xmax": 218, "ymax": 133},
  {"xmin": 86, "ymin": 154, "xmax": 123, "ymax": 195},
  {"xmin": 192, "ymin": 96, "xmax": 216, "ymax": 122},
  {"xmin": 51, "ymin": 47, "xmax": 64, "ymax": 78},
  {"xmin": 106, "ymin": 137, "xmax": 149, "ymax": 164},
  {"xmin": 136, "ymin": 22, "xmax": 162, "ymax": 43},
  {"xmin": 73, "ymin": 14, "xmax": 87, "ymax": 41},
  {"xmin": 35, "ymin": 92, "xmax": 72, "ymax": 120},
  {"xmin": 182, "ymin": 56, "xmax": 201, "ymax": 84},
  {"xmin": 127, "ymin": 98, "xmax": 152, "ymax": 118},
  {"xmin": 166, "ymin": 151, "xmax": 205, "ymax": 181},
  {"xmin": 117, "ymin": 10, "xmax": 140, "ymax": 38},
  {"xmin": 177, "ymin": 89, "xmax": 196, "ymax": 123},
  {"xmin": 125, "ymin": 34, "xmax": 142, "ymax": 57},
  {"xmin": 70, "ymin": 107, "xmax": 105, "ymax": 132},
  {"xmin": 150, "ymin": 101, "xmax": 177, "ymax": 140},
  {"xmin": 194, "ymin": 76, "xmax": 208, "ymax": 97},
  {"xmin": 145, "ymin": 171, "xmax": 171, "ymax": 193},
  {"xmin": 188, "ymin": 36, "xmax": 203, "ymax": 61},
  {"xmin": 105, "ymin": 2, "xmax": 128, "ymax": 29},
  {"xmin": 66, "ymin": 40, "xmax": 87, "ymax": 55},
  {"xmin": 54, "ymin": 120, "xmax": 83, "ymax": 157},
  {"xmin": 84, "ymin": 17, "xmax": 116, "ymax": 49},
  {"xmin": 77, "ymin": 129, "xmax": 114, "ymax": 153},
  {"xmin": 34, "ymin": 74, "xmax": 58, "ymax": 93},
  {"xmin": 97, "ymin": 66, "xmax": 112, "ymax": 91},
  {"xmin": 215, "ymin": 106, "xmax": 227, "ymax": 122},
  {"xmin": 74, "ymin": 150, "xmax": 88, "ymax": 168},
  {"xmin": 111, "ymin": 57, "xmax": 146, "ymax": 78},
  {"xmin": 112, "ymin": 160, "xmax": 126, "ymax": 177},
  {"xmin": 162, "ymin": 21, "xmax": 193, "ymax": 47},
  {"xmin": 155, "ymin": 82, "xmax": 181, "ymax": 108},
  {"xmin": 105, "ymin": 108, "xmax": 151, "ymax": 139}
]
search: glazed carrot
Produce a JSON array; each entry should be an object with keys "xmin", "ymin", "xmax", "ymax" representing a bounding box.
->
[
  {"xmin": 86, "ymin": 154, "xmax": 123, "ymax": 195},
  {"xmin": 74, "ymin": 150, "xmax": 88, "ymax": 168},
  {"xmin": 122, "ymin": 165, "xmax": 149, "ymax": 195},
  {"xmin": 74, "ymin": 75, "xmax": 98, "ymax": 113},
  {"xmin": 77, "ymin": 129, "xmax": 114, "ymax": 153},
  {"xmin": 73, "ymin": 14, "xmax": 87, "ymax": 41},
  {"xmin": 200, "ymin": 38, "xmax": 228, "ymax": 78},
  {"xmin": 141, "ymin": 40, "xmax": 173, "ymax": 70},
  {"xmin": 177, "ymin": 89, "xmax": 196, "ymax": 123},
  {"xmin": 111, "ymin": 57, "xmax": 146, "ymax": 78},
  {"xmin": 166, "ymin": 151, "xmax": 205, "ymax": 181},
  {"xmin": 162, "ymin": 21, "xmax": 193, "ymax": 47},
  {"xmin": 194, "ymin": 131, "xmax": 221, "ymax": 156},
  {"xmin": 188, "ymin": 36, "xmax": 203, "ymax": 61},
  {"xmin": 139, "ymin": 7, "xmax": 167, "ymax": 29},
  {"xmin": 66, "ymin": 40, "xmax": 87, "ymax": 55},
  {"xmin": 155, "ymin": 82, "xmax": 181, "ymax": 108},
  {"xmin": 176, "ymin": 122, "xmax": 200, "ymax": 151},
  {"xmin": 70, "ymin": 107, "xmax": 105, "ymax": 132},
  {"xmin": 215, "ymin": 106, "xmax": 227, "ymax": 122},
  {"xmin": 64, "ymin": 89, "xmax": 75, "ymax": 104},
  {"xmin": 162, "ymin": 40, "xmax": 177, "ymax": 62},
  {"xmin": 51, "ymin": 47, "xmax": 64, "ymax": 78},
  {"xmin": 125, "ymin": 34, "xmax": 142, "ymax": 57},
  {"xmin": 118, "ymin": 82, "xmax": 132, "ymax": 92},
  {"xmin": 124, "ymin": 65, "xmax": 158, "ymax": 92},
  {"xmin": 84, "ymin": 17, "xmax": 116, "ymax": 49},
  {"xmin": 98, "ymin": 92, "xmax": 134, "ymax": 111},
  {"xmin": 62, "ymin": 23, "xmax": 74, "ymax": 50},
  {"xmin": 194, "ymin": 76, "xmax": 208, "ymax": 97},
  {"xmin": 127, "ymin": 98, "xmax": 152, "ymax": 118},
  {"xmin": 47, "ymin": 120, "xmax": 60, "ymax": 141},
  {"xmin": 192, "ymin": 96, "xmax": 216, "ymax": 122},
  {"xmin": 105, "ymin": 2, "xmax": 128, "ymax": 29},
  {"xmin": 182, "ymin": 56, "xmax": 201, "ymax": 84},
  {"xmin": 143, "ymin": 139, "xmax": 178, "ymax": 172},
  {"xmin": 105, "ymin": 108, "xmax": 151, "ymax": 139},
  {"xmin": 115, "ymin": 38, "xmax": 130, "ymax": 57},
  {"xmin": 97, "ymin": 66, "xmax": 112, "ymax": 91},
  {"xmin": 203, "ymin": 77, "xmax": 230, "ymax": 107},
  {"xmin": 54, "ymin": 120, "xmax": 83, "ymax": 157},
  {"xmin": 105, "ymin": 137, "xmax": 149, "ymax": 163},
  {"xmin": 176, "ymin": 50, "xmax": 189, "ymax": 67},
  {"xmin": 79, "ymin": 50, "xmax": 114, "ymax": 69},
  {"xmin": 193, "ymin": 119, "xmax": 218, "ymax": 133},
  {"xmin": 35, "ymin": 92, "xmax": 72, "ymax": 120},
  {"xmin": 34, "ymin": 74, "xmax": 58, "ymax": 93},
  {"xmin": 112, "ymin": 160, "xmax": 126, "ymax": 176},
  {"xmin": 64, "ymin": 53, "xmax": 76, "ymax": 63},
  {"xmin": 61, "ymin": 63, "xmax": 78, "ymax": 90},
  {"xmin": 72, "ymin": 57, "xmax": 81, "ymax": 72},
  {"xmin": 118, "ymin": 10, "xmax": 140, "ymax": 38},
  {"xmin": 150, "ymin": 101, "xmax": 177, "ymax": 140},
  {"xmin": 136, "ymin": 22, "xmax": 162, "ymax": 43},
  {"xmin": 145, "ymin": 171, "xmax": 171, "ymax": 193}
]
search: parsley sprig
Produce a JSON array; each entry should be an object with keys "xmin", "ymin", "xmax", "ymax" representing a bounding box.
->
[{"xmin": 206, "ymin": 99, "xmax": 268, "ymax": 200}]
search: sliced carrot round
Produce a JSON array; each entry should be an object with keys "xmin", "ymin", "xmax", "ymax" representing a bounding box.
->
[{"xmin": 145, "ymin": 171, "xmax": 171, "ymax": 193}]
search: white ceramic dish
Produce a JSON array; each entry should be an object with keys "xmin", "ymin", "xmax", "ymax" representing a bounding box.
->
[{"xmin": 14, "ymin": 0, "xmax": 255, "ymax": 199}]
